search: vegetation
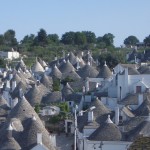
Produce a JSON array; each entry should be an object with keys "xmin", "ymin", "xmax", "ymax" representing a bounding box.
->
[
  {"xmin": 124, "ymin": 36, "xmax": 139, "ymax": 47},
  {"xmin": 0, "ymin": 28, "xmax": 150, "ymax": 68},
  {"xmin": 52, "ymin": 78, "xmax": 60, "ymax": 91},
  {"xmin": 34, "ymin": 103, "xmax": 40, "ymax": 113},
  {"xmin": 49, "ymin": 102, "xmax": 70, "ymax": 124}
]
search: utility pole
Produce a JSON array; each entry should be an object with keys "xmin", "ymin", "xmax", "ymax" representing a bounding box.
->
[{"xmin": 74, "ymin": 105, "xmax": 77, "ymax": 150}]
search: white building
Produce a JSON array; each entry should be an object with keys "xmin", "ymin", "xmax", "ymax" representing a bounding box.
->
[{"xmin": 0, "ymin": 50, "xmax": 19, "ymax": 60}]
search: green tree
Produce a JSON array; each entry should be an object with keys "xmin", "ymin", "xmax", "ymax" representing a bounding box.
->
[
  {"xmin": 144, "ymin": 35, "xmax": 150, "ymax": 46},
  {"xmin": 82, "ymin": 31, "xmax": 96, "ymax": 43},
  {"xmin": 74, "ymin": 32, "xmax": 86, "ymax": 45},
  {"xmin": 47, "ymin": 34, "xmax": 59, "ymax": 44},
  {"xmin": 102, "ymin": 33, "xmax": 115, "ymax": 46},
  {"xmin": 0, "ymin": 35, "xmax": 4, "ymax": 45},
  {"xmin": 61, "ymin": 31, "xmax": 75, "ymax": 45},
  {"xmin": 21, "ymin": 34, "xmax": 35, "ymax": 45},
  {"xmin": 96, "ymin": 36, "xmax": 106, "ymax": 48},
  {"xmin": 4, "ymin": 29, "xmax": 18, "ymax": 46},
  {"xmin": 36, "ymin": 28, "xmax": 48, "ymax": 46},
  {"xmin": 98, "ymin": 52, "xmax": 125, "ymax": 69},
  {"xmin": 124, "ymin": 35, "xmax": 139, "ymax": 46}
]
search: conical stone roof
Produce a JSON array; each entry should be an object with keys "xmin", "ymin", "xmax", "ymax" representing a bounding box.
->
[
  {"xmin": 0, "ymin": 136, "xmax": 21, "ymax": 150},
  {"xmin": 59, "ymin": 60, "xmax": 75, "ymax": 74},
  {"xmin": 49, "ymin": 65, "xmax": 62, "ymax": 79},
  {"xmin": 77, "ymin": 64, "xmax": 98, "ymax": 78},
  {"xmin": 11, "ymin": 81, "xmax": 28, "ymax": 99},
  {"xmin": 11, "ymin": 73, "xmax": 21, "ymax": 85},
  {"xmin": 8, "ymin": 96, "xmax": 40, "ymax": 122},
  {"xmin": 40, "ymin": 74, "xmax": 53, "ymax": 90},
  {"xmin": 62, "ymin": 70, "xmax": 81, "ymax": 80},
  {"xmin": 134, "ymin": 96, "xmax": 150, "ymax": 116},
  {"xmin": 42, "ymin": 91, "xmax": 62, "ymax": 104},
  {"xmin": 32, "ymin": 59, "xmax": 44, "ymax": 73},
  {"xmin": 18, "ymin": 117, "xmax": 56, "ymax": 150},
  {"xmin": 97, "ymin": 62, "xmax": 112, "ymax": 79},
  {"xmin": 25, "ymin": 84, "xmax": 43, "ymax": 106},
  {"xmin": 0, "ymin": 95, "xmax": 9, "ymax": 108},
  {"xmin": 62, "ymin": 83, "xmax": 74, "ymax": 98},
  {"xmin": 88, "ymin": 115, "xmax": 122, "ymax": 141},
  {"xmin": 128, "ymin": 119, "xmax": 150, "ymax": 141},
  {"xmin": 67, "ymin": 52, "xmax": 78, "ymax": 65}
]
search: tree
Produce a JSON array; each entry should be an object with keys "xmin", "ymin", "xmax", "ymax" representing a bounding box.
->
[
  {"xmin": 21, "ymin": 34, "xmax": 35, "ymax": 45},
  {"xmin": 61, "ymin": 31, "xmax": 75, "ymax": 45},
  {"xmin": 47, "ymin": 34, "xmax": 59, "ymax": 44},
  {"xmin": 144, "ymin": 35, "xmax": 150, "ymax": 46},
  {"xmin": 124, "ymin": 35, "xmax": 139, "ymax": 46},
  {"xmin": 96, "ymin": 36, "xmax": 106, "ymax": 48},
  {"xmin": 36, "ymin": 28, "xmax": 48, "ymax": 46},
  {"xmin": 4, "ymin": 29, "xmax": 18, "ymax": 46},
  {"xmin": 82, "ymin": 31, "xmax": 96, "ymax": 43},
  {"xmin": 0, "ymin": 35, "xmax": 4, "ymax": 45},
  {"xmin": 74, "ymin": 32, "xmax": 86, "ymax": 45},
  {"xmin": 98, "ymin": 52, "xmax": 125, "ymax": 69},
  {"xmin": 102, "ymin": 33, "xmax": 115, "ymax": 46}
]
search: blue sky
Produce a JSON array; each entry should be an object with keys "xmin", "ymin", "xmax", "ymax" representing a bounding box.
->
[{"xmin": 0, "ymin": 0, "xmax": 150, "ymax": 46}]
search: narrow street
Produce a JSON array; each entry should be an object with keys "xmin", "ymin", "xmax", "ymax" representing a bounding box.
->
[{"xmin": 56, "ymin": 133, "xmax": 74, "ymax": 150}]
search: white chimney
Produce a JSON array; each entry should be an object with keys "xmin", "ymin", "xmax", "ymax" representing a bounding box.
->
[
  {"xmin": 37, "ymin": 133, "xmax": 42, "ymax": 145},
  {"xmin": 12, "ymin": 80, "xmax": 16, "ymax": 92},
  {"xmin": 82, "ymin": 86, "xmax": 85, "ymax": 94},
  {"xmin": 135, "ymin": 55, "xmax": 137, "ymax": 63},
  {"xmin": 3, "ymin": 71, "xmax": 7, "ymax": 78},
  {"xmin": 138, "ymin": 93, "xmax": 143, "ymax": 106},
  {"xmin": 6, "ymin": 80, "xmax": 10, "ymax": 91},
  {"xmin": 49, "ymin": 134, "xmax": 56, "ymax": 147},
  {"xmin": 115, "ymin": 107, "xmax": 119, "ymax": 125},
  {"xmin": 54, "ymin": 56, "xmax": 57, "ymax": 60},
  {"xmin": 76, "ymin": 61, "xmax": 80, "ymax": 70},
  {"xmin": 85, "ymin": 78, "xmax": 89, "ymax": 92},
  {"xmin": 19, "ymin": 88, "xmax": 23, "ymax": 98},
  {"xmin": 9, "ymin": 74, "xmax": 13, "ymax": 80},
  {"xmin": 88, "ymin": 111, "xmax": 94, "ymax": 122}
]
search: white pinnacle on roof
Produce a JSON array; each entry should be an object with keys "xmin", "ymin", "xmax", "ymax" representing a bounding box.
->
[
  {"xmin": 104, "ymin": 61, "xmax": 107, "ymax": 66},
  {"xmin": 7, "ymin": 123, "xmax": 13, "ymax": 131},
  {"xmin": 106, "ymin": 115, "xmax": 113, "ymax": 123},
  {"xmin": 32, "ymin": 115, "xmax": 37, "ymax": 121}
]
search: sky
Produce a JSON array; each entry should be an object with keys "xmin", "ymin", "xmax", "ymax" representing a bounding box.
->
[{"xmin": 0, "ymin": 0, "xmax": 150, "ymax": 47}]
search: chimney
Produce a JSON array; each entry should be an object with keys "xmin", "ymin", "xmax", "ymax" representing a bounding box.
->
[
  {"xmin": 9, "ymin": 73, "xmax": 13, "ymax": 80},
  {"xmin": 19, "ymin": 88, "xmax": 23, "ymax": 98},
  {"xmin": 12, "ymin": 80, "xmax": 16, "ymax": 92},
  {"xmin": 6, "ymin": 80, "xmax": 10, "ymax": 91},
  {"xmin": 134, "ymin": 55, "xmax": 137, "ymax": 63},
  {"xmin": 37, "ymin": 133, "xmax": 42, "ymax": 145},
  {"xmin": 54, "ymin": 55, "xmax": 57, "ymax": 61},
  {"xmin": 82, "ymin": 86, "xmax": 85, "ymax": 94},
  {"xmin": 3, "ymin": 71, "xmax": 7, "ymax": 78},
  {"xmin": 138, "ymin": 93, "xmax": 143, "ymax": 106},
  {"xmin": 88, "ymin": 111, "xmax": 94, "ymax": 122},
  {"xmin": 115, "ymin": 107, "xmax": 119, "ymax": 125},
  {"xmin": 76, "ymin": 61, "xmax": 80, "ymax": 70},
  {"xmin": 85, "ymin": 78, "xmax": 89, "ymax": 92}
]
